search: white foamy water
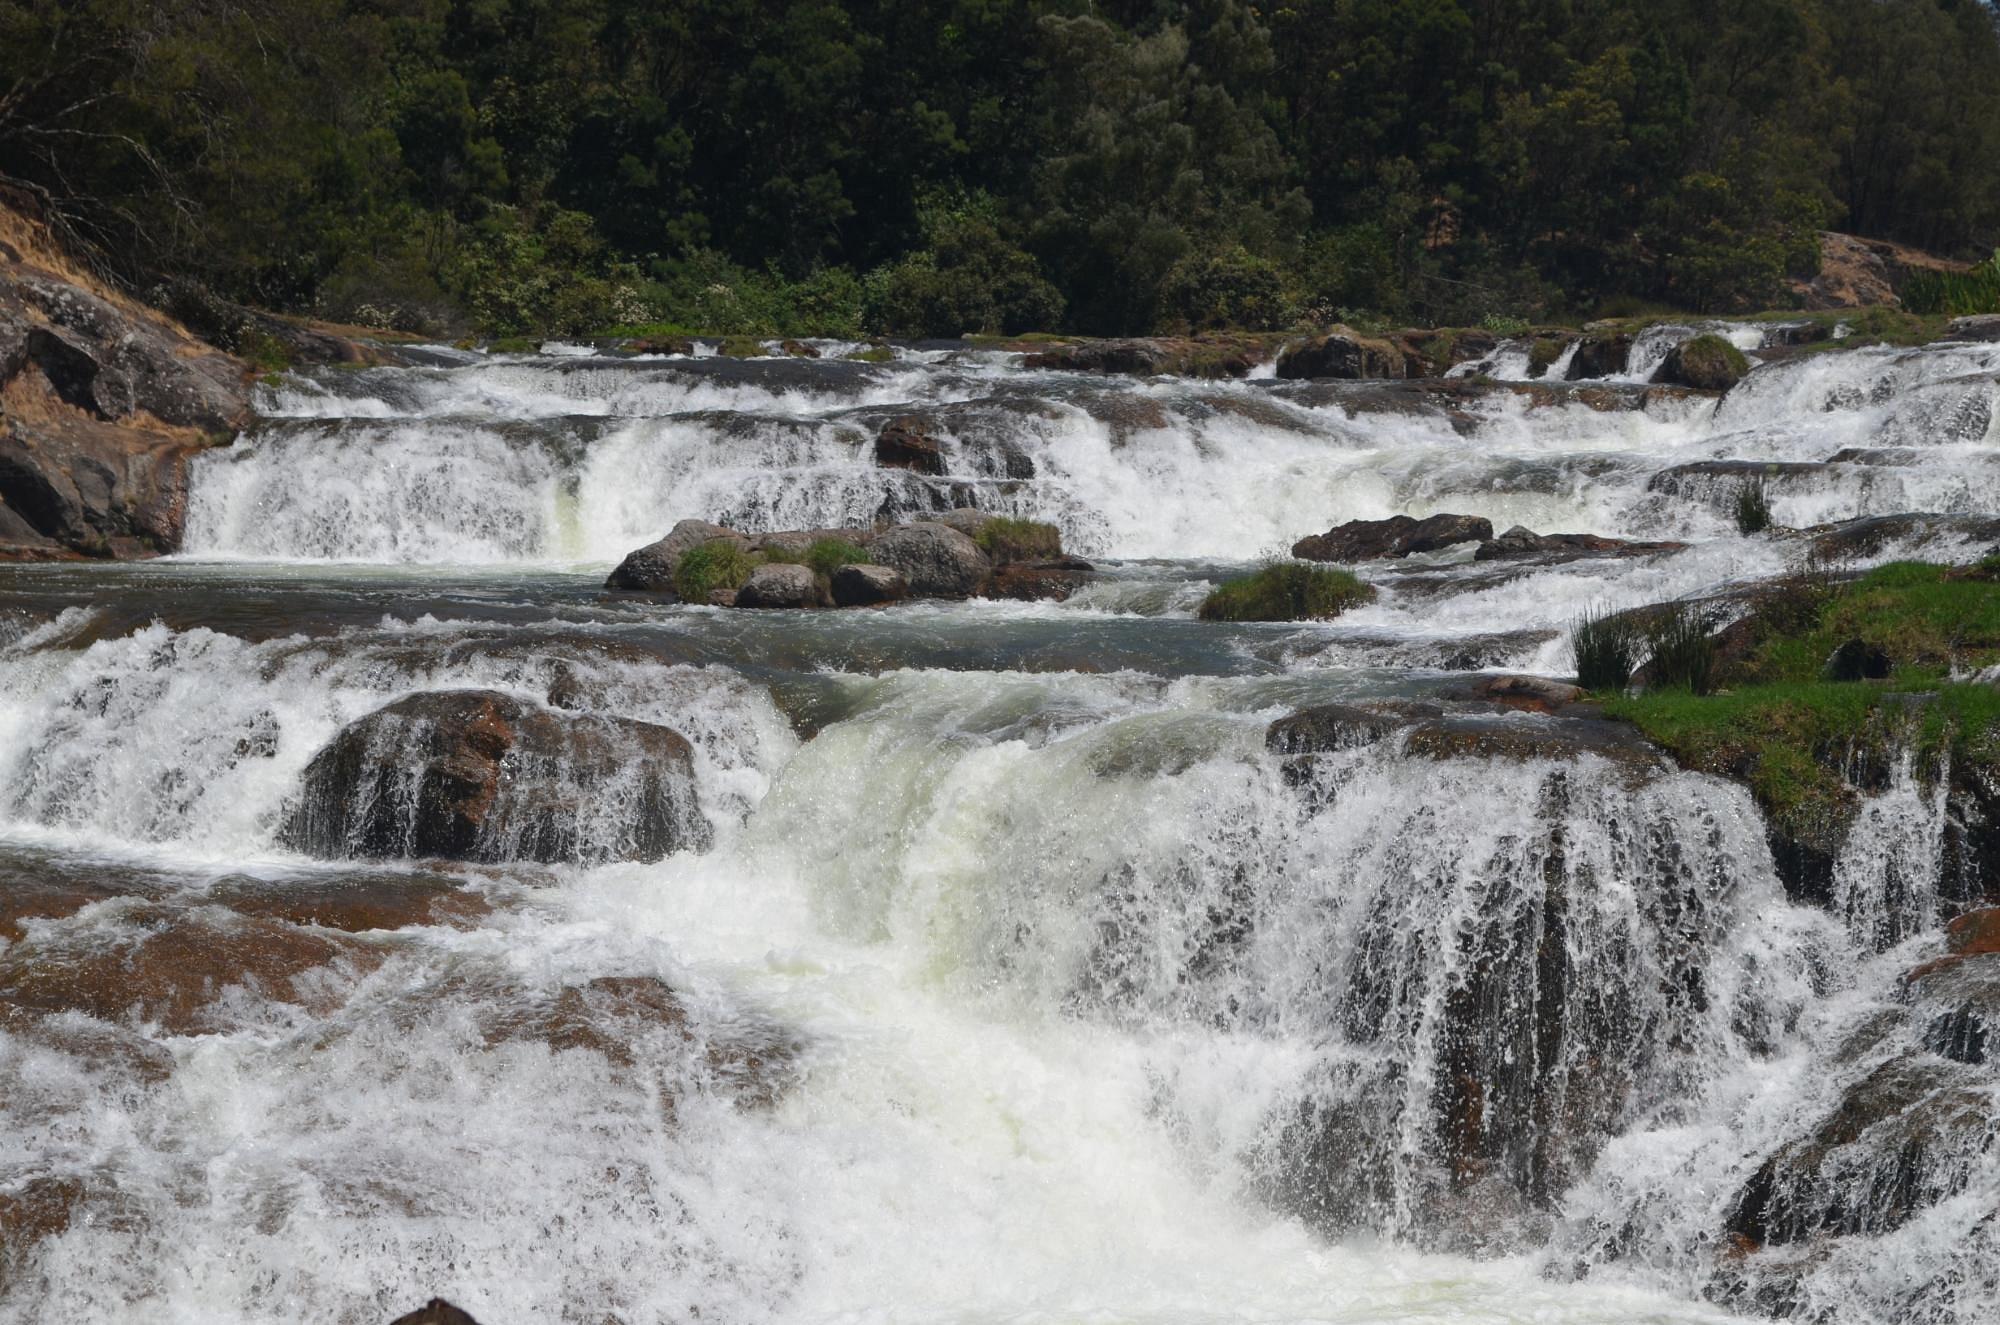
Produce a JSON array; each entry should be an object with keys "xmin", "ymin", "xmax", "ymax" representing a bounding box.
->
[{"xmin": 7, "ymin": 328, "xmax": 2000, "ymax": 1323}]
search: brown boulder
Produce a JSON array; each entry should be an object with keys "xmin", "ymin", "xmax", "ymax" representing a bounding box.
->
[
  {"xmin": 282, "ymin": 690, "xmax": 709, "ymax": 865},
  {"xmin": 875, "ymin": 417, "xmax": 948, "ymax": 475},
  {"xmin": 1293, "ymin": 513, "xmax": 1493, "ymax": 562}
]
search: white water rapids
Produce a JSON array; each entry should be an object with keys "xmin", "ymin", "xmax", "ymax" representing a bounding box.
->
[{"xmin": 3, "ymin": 331, "xmax": 1999, "ymax": 1323}]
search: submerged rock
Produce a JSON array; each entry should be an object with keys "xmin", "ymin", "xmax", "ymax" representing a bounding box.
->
[
  {"xmin": 0, "ymin": 905, "xmax": 382, "ymax": 1034},
  {"xmin": 1293, "ymin": 513, "xmax": 1493, "ymax": 562},
  {"xmin": 870, "ymin": 520, "xmax": 992, "ymax": 598},
  {"xmin": 283, "ymin": 689, "xmax": 708, "ymax": 864},
  {"xmin": 985, "ymin": 556, "xmax": 1094, "ymax": 602}
]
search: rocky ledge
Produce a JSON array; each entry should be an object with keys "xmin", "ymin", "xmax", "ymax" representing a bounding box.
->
[{"xmin": 606, "ymin": 510, "xmax": 1092, "ymax": 607}]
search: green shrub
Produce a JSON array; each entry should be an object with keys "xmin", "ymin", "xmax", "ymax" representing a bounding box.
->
[
  {"xmin": 863, "ymin": 200, "xmax": 1064, "ymax": 337},
  {"xmin": 1161, "ymin": 244, "xmax": 1288, "ymax": 332},
  {"xmin": 1198, "ymin": 563, "xmax": 1376, "ymax": 622},
  {"xmin": 1735, "ymin": 477, "xmax": 1772, "ymax": 535},
  {"xmin": 1481, "ymin": 313, "xmax": 1532, "ymax": 336},
  {"xmin": 1643, "ymin": 602, "xmax": 1719, "ymax": 694},
  {"xmin": 673, "ymin": 540, "xmax": 757, "ymax": 601},
  {"xmin": 974, "ymin": 517, "xmax": 1062, "ymax": 563},
  {"xmin": 1571, "ymin": 608, "xmax": 1642, "ymax": 691}
]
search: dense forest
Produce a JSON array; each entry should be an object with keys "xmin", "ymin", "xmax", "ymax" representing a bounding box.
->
[{"xmin": 4, "ymin": 0, "xmax": 1999, "ymax": 337}]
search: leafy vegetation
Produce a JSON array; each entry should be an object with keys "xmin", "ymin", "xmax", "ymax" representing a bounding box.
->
[
  {"xmin": 8, "ymin": 0, "xmax": 2000, "ymax": 337},
  {"xmin": 672, "ymin": 541, "xmax": 758, "ymax": 601},
  {"xmin": 801, "ymin": 538, "xmax": 873, "ymax": 579},
  {"xmin": 974, "ymin": 518, "xmax": 1063, "ymax": 563},
  {"xmin": 1198, "ymin": 563, "xmax": 1375, "ymax": 622}
]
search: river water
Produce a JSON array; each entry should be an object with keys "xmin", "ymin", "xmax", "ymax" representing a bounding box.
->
[{"xmin": 2, "ymin": 332, "xmax": 1997, "ymax": 1323}]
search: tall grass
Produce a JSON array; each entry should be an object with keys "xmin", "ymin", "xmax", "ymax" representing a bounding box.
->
[
  {"xmin": 1571, "ymin": 608, "xmax": 1642, "ymax": 691},
  {"xmin": 1644, "ymin": 602, "xmax": 1719, "ymax": 695},
  {"xmin": 1734, "ymin": 477, "xmax": 1772, "ymax": 535},
  {"xmin": 1903, "ymin": 250, "xmax": 2000, "ymax": 317},
  {"xmin": 673, "ymin": 540, "xmax": 758, "ymax": 600}
]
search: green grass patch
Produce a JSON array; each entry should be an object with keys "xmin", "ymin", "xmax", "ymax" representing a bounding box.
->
[
  {"xmin": 845, "ymin": 346, "xmax": 896, "ymax": 363},
  {"xmin": 1198, "ymin": 563, "xmax": 1375, "ymax": 622},
  {"xmin": 974, "ymin": 517, "xmax": 1063, "ymax": 563},
  {"xmin": 673, "ymin": 540, "xmax": 758, "ymax": 600},
  {"xmin": 801, "ymin": 537, "xmax": 871, "ymax": 578},
  {"xmin": 718, "ymin": 336, "xmax": 769, "ymax": 358}
]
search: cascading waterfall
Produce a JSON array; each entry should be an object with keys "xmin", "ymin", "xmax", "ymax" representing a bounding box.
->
[
  {"xmin": 182, "ymin": 339, "xmax": 2000, "ymax": 564},
  {"xmin": 7, "ymin": 331, "xmax": 2000, "ymax": 1323}
]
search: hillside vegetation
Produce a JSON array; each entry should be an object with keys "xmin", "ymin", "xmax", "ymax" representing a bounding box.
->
[{"xmin": 4, "ymin": 0, "xmax": 1999, "ymax": 337}]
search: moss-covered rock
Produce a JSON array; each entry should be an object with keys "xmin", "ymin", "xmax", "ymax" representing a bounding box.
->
[{"xmin": 1655, "ymin": 333, "xmax": 1750, "ymax": 391}]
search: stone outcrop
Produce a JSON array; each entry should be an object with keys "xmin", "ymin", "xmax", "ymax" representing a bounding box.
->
[
  {"xmin": 830, "ymin": 563, "xmax": 908, "ymax": 606},
  {"xmin": 1564, "ymin": 330, "xmax": 1634, "ymax": 380},
  {"xmin": 734, "ymin": 561, "xmax": 820, "ymax": 608},
  {"xmin": 1275, "ymin": 328, "xmax": 1407, "ymax": 380},
  {"xmin": 1653, "ymin": 334, "xmax": 1749, "ymax": 391},
  {"xmin": 1292, "ymin": 513, "xmax": 1493, "ymax": 562},
  {"xmin": 1021, "ymin": 335, "xmax": 1265, "ymax": 379},
  {"xmin": 283, "ymin": 689, "xmax": 708, "ymax": 865},
  {"xmin": 869, "ymin": 520, "xmax": 993, "ymax": 598},
  {"xmin": 0, "ymin": 200, "xmax": 252, "ymax": 558}
]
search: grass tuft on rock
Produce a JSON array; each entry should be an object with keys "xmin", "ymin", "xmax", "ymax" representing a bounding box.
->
[
  {"xmin": 1735, "ymin": 477, "xmax": 1772, "ymax": 535},
  {"xmin": 1571, "ymin": 608, "xmax": 1642, "ymax": 691},
  {"xmin": 1198, "ymin": 562, "xmax": 1375, "ymax": 622},
  {"xmin": 975, "ymin": 517, "xmax": 1063, "ymax": 563},
  {"xmin": 803, "ymin": 537, "xmax": 871, "ymax": 578},
  {"xmin": 673, "ymin": 540, "xmax": 757, "ymax": 600},
  {"xmin": 1642, "ymin": 602, "xmax": 1720, "ymax": 695}
]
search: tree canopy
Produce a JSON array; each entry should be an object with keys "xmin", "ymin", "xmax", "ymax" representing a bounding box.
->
[{"xmin": 4, "ymin": 0, "xmax": 1997, "ymax": 335}]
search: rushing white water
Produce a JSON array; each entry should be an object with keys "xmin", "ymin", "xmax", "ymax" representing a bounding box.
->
[
  {"xmin": 7, "ymin": 329, "xmax": 2000, "ymax": 1323},
  {"xmin": 181, "ymin": 337, "xmax": 2000, "ymax": 565}
]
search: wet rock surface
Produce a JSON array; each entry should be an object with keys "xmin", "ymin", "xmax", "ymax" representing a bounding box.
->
[
  {"xmin": 1293, "ymin": 513, "xmax": 1493, "ymax": 561},
  {"xmin": 0, "ymin": 211, "xmax": 250, "ymax": 559},
  {"xmin": 869, "ymin": 520, "xmax": 992, "ymax": 598},
  {"xmin": 283, "ymin": 689, "xmax": 708, "ymax": 864}
]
